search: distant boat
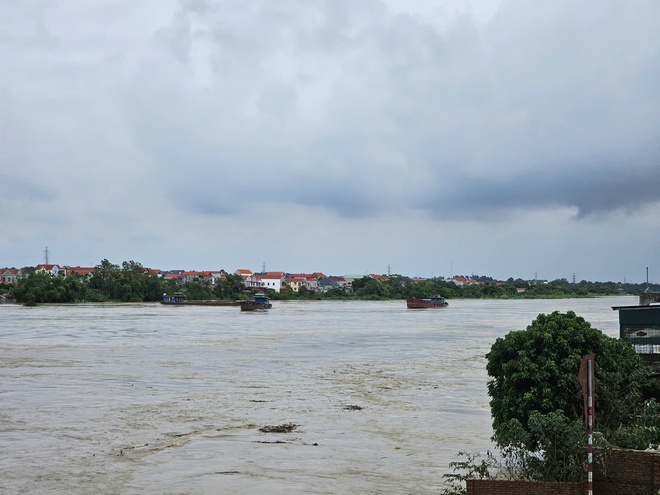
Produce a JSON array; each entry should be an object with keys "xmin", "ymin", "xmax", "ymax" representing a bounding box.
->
[
  {"xmin": 161, "ymin": 293, "xmax": 240, "ymax": 306},
  {"xmin": 406, "ymin": 295, "xmax": 449, "ymax": 309},
  {"xmin": 240, "ymin": 292, "xmax": 272, "ymax": 311}
]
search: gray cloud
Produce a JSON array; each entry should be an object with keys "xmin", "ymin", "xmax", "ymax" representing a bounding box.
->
[
  {"xmin": 2, "ymin": 0, "xmax": 659, "ymax": 281},
  {"xmin": 120, "ymin": 0, "xmax": 660, "ymax": 221}
]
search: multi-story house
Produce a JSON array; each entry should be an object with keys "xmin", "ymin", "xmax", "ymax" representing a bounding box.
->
[
  {"xmin": 34, "ymin": 264, "xmax": 62, "ymax": 276},
  {"xmin": 255, "ymin": 272, "xmax": 285, "ymax": 293},
  {"xmin": 1, "ymin": 268, "xmax": 22, "ymax": 285},
  {"xmin": 287, "ymin": 273, "xmax": 322, "ymax": 292}
]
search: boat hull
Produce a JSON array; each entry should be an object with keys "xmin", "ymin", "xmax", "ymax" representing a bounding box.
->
[
  {"xmin": 240, "ymin": 301, "xmax": 273, "ymax": 311},
  {"xmin": 161, "ymin": 300, "xmax": 240, "ymax": 306},
  {"xmin": 406, "ymin": 297, "xmax": 449, "ymax": 309},
  {"xmin": 240, "ymin": 292, "xmax": 272, "ymax": 311}
]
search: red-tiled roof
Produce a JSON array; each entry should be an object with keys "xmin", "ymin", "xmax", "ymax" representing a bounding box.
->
[
  {"xmin": 35, "ymin": 264, "xmax": 60, "ymax": 271},
  {"xmin": 67, "ymin": 266, "xmax": 95, "ymax": 276}
]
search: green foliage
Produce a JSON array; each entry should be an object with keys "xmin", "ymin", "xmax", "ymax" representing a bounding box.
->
[
  {"xmin": 213, "ymin": 274, "xmax": 244, "ymax": 300},
  {"xmin": 12, "ymin": 272, "xmax": 80, "ymax": 304},
  {"xmin": 9, "ymin": 265, "xmax": 648, "ymax": 305},
  {"xmin": 481, "ymin": 310, "xmax": 660, "ymax": 484},
  {"xmin": 14, "ymin": 259, "xmax": 178, "ymax": 304},
  {"xmin": 355, "ymin": 278, "xmax": 388, "ymax": 299},
  {"xmin": 184, "ymin": 278, "xmax": 213, "ymax": 300},
  {"xmin": 500, "ymin": 411, "xmax": 598, "ymax": 482},
  {"xmin": 441, "ymin": 451, "xmax": 497, "ymax": 495},
  {"xmin": 486, "ymin": 311, "xmax": 655, "ymax": 449},
  {"xmin": 605, "ymin": 398, "xmax": 660, "ymax": 449}
]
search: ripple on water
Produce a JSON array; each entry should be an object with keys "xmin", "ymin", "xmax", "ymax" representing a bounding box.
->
[{"xmin": 0, "ymin": 297, "xmax": 628, "ymax": 494}]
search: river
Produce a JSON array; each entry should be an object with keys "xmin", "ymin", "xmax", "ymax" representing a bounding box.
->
[{"xmin": 0, "ymin": 296, "xmax": 632, "ymax": 494}]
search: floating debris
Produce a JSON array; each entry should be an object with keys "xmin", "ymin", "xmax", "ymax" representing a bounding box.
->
[
  {"xmin": 343, "ymin": 405, "xmax": 363, "ymax": 411},
  {"xmin": 259, "ymin": 423, "xmax": 297, "ymax": 433}
]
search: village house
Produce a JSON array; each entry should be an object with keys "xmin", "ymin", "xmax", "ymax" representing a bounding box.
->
[
  {"xmin": 1, "ymin": 268, "xmax": 22, "ymax": 285},
  {"xmin": 317, "ymin": 277, "xmax": 341, "ymax": 292},
  {"xmin": 449, "ymin": 276, "xmax": 480, "ymax": 286},
  {"xmin": 286, "ymin": 273, "xmax": 320, "ymax": 292},
  {"xmin": 331, "ymin": 276, "xmax": 349, "ymax": 288},
  {"xmin": 285, "ymin": 275, "xmax": 304, "ymax": 292},
  {"xmin": 176, "ymin": 270, "xmax": 225, "ymax": 285},
  {"xmin": 179, "ymin": 271, "xmax": 208, "ymax": 284},
  {"xmin": 255, "ymin": 272, "xmax": 285, "ymax": 292},
  {"xmin": 6, "ymin": 261, "xmax": 359, "ymax": 295},
  {"xmin": 66, "ymin": 266, "xmax": 96, "ymax": 279},
  {"xmin": 234, "ymin": 269, "xmax": 253, "ymax": 280},
  {"xmin": 34, "ymin": 264, "xmax": 63, "ymax": 276}
]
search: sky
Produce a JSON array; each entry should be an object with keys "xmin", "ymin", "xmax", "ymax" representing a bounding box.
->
[{"xmin": 1, "ymin": 0, "xmax": 659, "ymax": 283}]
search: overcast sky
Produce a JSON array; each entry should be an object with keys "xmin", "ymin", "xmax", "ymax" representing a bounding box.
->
[{"xmin": 2, "ymin": 0, "xmax": 659, "ymax": 282}]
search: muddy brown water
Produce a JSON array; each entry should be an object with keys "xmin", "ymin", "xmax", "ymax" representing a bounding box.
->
[{"xmin": 0, "ymin": 297, "xmax": 627, "ymax": 494}]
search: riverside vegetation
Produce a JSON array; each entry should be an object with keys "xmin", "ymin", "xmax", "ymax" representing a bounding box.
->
[
  {"xmin": 442, "ymin": 311, "xmax": 660, "ymax": 494},
  {"xmin": 3, "ymin": 259, "xmax": 657, "ymax": 305}
]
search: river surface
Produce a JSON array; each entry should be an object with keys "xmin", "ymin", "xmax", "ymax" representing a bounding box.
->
[{"xmin": 0, "ymin": 296, "xmax": 632, "ymax": 494}]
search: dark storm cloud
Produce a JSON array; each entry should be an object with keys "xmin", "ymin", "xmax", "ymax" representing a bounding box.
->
[
  {"xmin": 425, "ymin": 162, "xmax": 660, "ymax": 219},
  {"xmin": 122, "ymin": 0, "xmax": 660, "ymax": 222}
]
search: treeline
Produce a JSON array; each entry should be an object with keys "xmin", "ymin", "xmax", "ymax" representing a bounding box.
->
[
  {"xmin": 273, "ymin": 275, "xmax": 641, "ymax": 301},
  {"xmin": 7, "ymin": 260, "xmax": 245, "ymax": 305},
  {"xmin": 4, "ymin": 261, "xmax": 655, "ymax": 305}
]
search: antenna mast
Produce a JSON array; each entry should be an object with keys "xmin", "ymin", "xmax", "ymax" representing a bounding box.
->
[{"xmin": 44, "ymin": 246, "xmax": 50, "ymax": 265}]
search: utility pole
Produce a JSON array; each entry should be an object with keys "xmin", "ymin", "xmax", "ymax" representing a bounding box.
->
[
  {"xmin": 44, "ymin": 246, "xmax": 50, "ymax": 265},
  {"xmin": 580, "ymin": 355, "xmax": 595, "ymax": 495}
]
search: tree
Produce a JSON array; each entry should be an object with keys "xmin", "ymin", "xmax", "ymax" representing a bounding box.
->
[
  {"xmin": 213, "ymin": 273, "xmax": 244, "ymax": 300},
  {"xmin": 486, "ymin": 311, "xmax": 659, "ymax": 452},
  {"xmin": 184, "ymin": 278, "xmax": 213, "ymax": 300},
  {"xmin": 12, "ymin": 271, "xmax": 80, "ymax": 304},
  {"xmin": 439, "ymin": 311, "xmax": 660, "ymax": 489},
  {"xmin": 355, "ymin": 278, "xmax": 388, "ymax": 299}
]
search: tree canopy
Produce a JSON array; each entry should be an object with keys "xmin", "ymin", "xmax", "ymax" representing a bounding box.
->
[
  {"xmin": 487, "ymin": 311, "xmax": 658, "ymax": 448},
  {"xmin": 443, "ymin": 311, "xmax": 660, "ymax": 491},
  {"xmin": 484, "ymin": 310, "xmax": 660, "ymax": 482}
]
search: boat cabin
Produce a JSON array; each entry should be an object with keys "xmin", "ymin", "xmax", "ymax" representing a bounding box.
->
[
  {"xmin": 253, "ymin": 292, "xmax": 270, "ymax": 304},
  {"xmin": 163, "ymin": 293, "xmax": 185, "ymax": 303}
]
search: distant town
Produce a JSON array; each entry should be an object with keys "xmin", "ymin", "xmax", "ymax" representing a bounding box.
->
[
  {"xmin": 1, "ymin": 262, "xmax": 648, "ymax": 290},
  {"xmin": 2, "ymin": 262, "xmax": 519, "ymax": 294},
  {"xmin": 2, "ymin": 259, "xmax": 658, "ymax": 305}
]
